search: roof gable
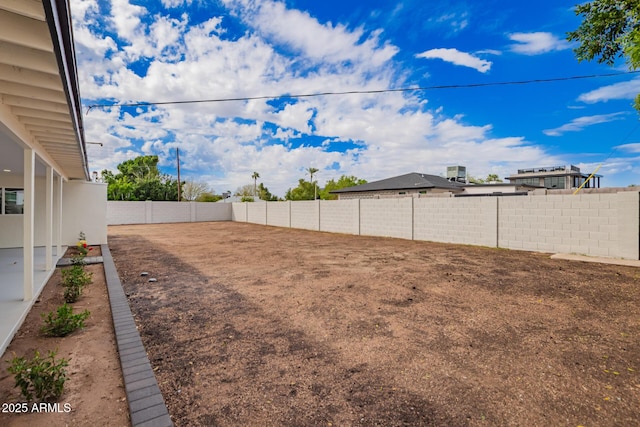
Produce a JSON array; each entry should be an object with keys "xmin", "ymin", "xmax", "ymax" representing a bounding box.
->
[{"xmin": 331, "ymin": 172, "xmax": 464, "ymax": 193}]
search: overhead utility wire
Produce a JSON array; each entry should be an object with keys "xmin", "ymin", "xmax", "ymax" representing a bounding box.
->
[{"xmin": 86, "ymin": 70, "xmax": 640, "ymax": 112}]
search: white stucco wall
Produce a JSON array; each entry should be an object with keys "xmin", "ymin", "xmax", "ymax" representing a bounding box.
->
[
  {"xmin": 62, "ymin": 181, "xmax": 107, "ymax": 245},
  {"xmin": 0, "ymin": 175, "xmax": 47, "ymax": 248}
]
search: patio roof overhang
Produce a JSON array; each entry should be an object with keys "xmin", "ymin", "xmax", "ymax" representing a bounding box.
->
[{"xmin": 0, "ymin": 0, "xmax": 89, "ymax": 181}]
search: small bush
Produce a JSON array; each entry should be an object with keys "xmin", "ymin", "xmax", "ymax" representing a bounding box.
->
[
  {"xmin": 41, "ymin": 304, "xmax": 90, "ymax": 337},
  {"xmin": 7, "ymin": 350, "xmax": 69, "ymax": 402},
  {"xmin": 61, "ymin": 264, "xmax": 92, "ymax": 303}
]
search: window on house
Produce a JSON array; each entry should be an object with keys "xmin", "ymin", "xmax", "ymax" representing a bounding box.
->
[
  {"xmin": 2, "ymin": 188, "xmax": 24, "ymax": 214},
  {"xmin": 515, "ymin": 178, "xmax": 539, "ymax": 186},
  {"xmin": 543, "ymin": 177, "xmax": 565, "ymax": 189}
]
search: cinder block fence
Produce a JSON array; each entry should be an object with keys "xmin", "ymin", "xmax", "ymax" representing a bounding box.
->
[{"xmin": 107, "ymin": 191, "xmax": 640, "ymax": 260}]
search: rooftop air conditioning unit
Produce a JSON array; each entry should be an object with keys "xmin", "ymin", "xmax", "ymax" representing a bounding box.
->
[{"xmin": 447, "ymin": 166, "xmax": 466, "ymax": 183}]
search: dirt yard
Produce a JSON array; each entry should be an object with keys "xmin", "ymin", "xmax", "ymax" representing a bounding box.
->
[
  {"xmin": 0, "ymin": 246, "xmax": 129, "ymax": 427},
  {"xmin": 108, "ymin": 222, "xmax": 640, "ymax": 427}
]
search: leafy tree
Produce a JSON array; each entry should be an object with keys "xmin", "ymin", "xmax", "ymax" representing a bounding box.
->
[
  {"xmin": 181, "ymin": 181, "xmax": 211, "ymax": 201},
  {"xmin": 567, "ymin": 0, "xmax": 640, "ymax": 111},
  {"xmin": 101, "ymin": 155, "xmax": 181, "ymax": 201},
  {"xmin": 486, "ymin": 173, "xmax": 503, "ymax": 183},
  {"xmin": 257, "ymin": 183, "xmax": 280, "ymax": 201},
  {"xmin": 196, "ymin": 192, "xmax": 223, "ymax": 202},
  {"xmin": 320, "ymin": 175, "xmax": 367, "ymax": 200},
  {"xmin": 469, "ymin": 173, "xmax": 503, "ymax": 184},
  {"xmin": 285, "ymin": 179, "xmax": 315, "ymax": 200}
]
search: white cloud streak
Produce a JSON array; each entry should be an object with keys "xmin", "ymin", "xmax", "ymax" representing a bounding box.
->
[
  {"xmin": 416, "ymin": 48, "xmax": 492, "ymax": 73},
  {"xmin": 508, "ymin": 32, "xmax": 570, "ymax": 55},
  {"xmin": 543, "ymin": 113, "xmax": 627, "ymax": 136},
  {"xmin": 578, "ymin": 78, "xmax": 640, "ymax": 103}
]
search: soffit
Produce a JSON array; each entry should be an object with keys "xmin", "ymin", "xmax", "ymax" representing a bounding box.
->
[{"xmin": 0, "ymin": 0, "xmax": 87, "ymax": 180}]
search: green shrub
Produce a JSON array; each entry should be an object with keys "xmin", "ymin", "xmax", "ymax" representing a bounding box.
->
[
  {"xmin": 61, "ymin": 264, "xmax": 92, "ymax": 303},
  {"xmin": 7, "ymin": 350, "xmax": 69, "ymax": 402},
  {"xmin": 41, "ymin": 304, "xmax": 90, "ymax": 337}
]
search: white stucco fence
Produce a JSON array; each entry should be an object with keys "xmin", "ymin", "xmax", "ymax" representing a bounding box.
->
[{"xmin": 107, "ymin": 191, "xmax": 640, "ymax": 260}]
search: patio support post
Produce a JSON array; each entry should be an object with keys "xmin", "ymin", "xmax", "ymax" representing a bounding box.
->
[
  {"xmin": 23, "ymin": 148, "xmax": 35, "ymax": 301},
  {"xmin": 45, "ymin": 166, "xmax": 53, "ymax": 270},
  {"xmin": 54, "ymin": 174, "xmax": 63, "ymax": 256}
]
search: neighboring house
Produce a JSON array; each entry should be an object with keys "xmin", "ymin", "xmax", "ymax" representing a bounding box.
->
[
  {"xmin": 0, "ymin": 0, "xmax": 107, "ymax": 356},
  {"xmin": 506, "ymin": 165, "xmax": 602, "ymax": 190},
  {"xmin": 459, "ymin": 183, "xmax": 543, "ymax": 197},
  {"xmin": 331, "ymin": 172, "xmax": 465, "ymax": 199}
]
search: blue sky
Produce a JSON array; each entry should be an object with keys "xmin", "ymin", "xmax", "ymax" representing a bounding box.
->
[{"xmin": 71, "ymin": 0, "xmax": 640, "ymax": 196}]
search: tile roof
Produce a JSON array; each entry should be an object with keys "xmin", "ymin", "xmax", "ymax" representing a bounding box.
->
[{"xmin": 331, "ymin": 172, "xmax": 464, "ymax": 193}]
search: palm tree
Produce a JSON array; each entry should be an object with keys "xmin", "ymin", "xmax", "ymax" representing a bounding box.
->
[
  {"xmin": 307, "ymin": 167, "xmax": 319, "ymax": 200},
  {"xmin": 251, "ymin": 171, "xmax": 260, "ymax": 198}
]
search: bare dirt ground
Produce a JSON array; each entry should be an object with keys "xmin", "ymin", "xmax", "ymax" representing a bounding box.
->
[
  {"xmin": 108, "ymin": 222, "xmax": 640, "ymax": 427},
  {"xmin": 0, "ymin": 246, "xmax": 130, "ymax": 427}
]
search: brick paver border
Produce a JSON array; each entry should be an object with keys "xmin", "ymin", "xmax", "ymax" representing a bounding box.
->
[{"xmin": 101, "ymin": 244, "xmax": 173, "ymax": 427}]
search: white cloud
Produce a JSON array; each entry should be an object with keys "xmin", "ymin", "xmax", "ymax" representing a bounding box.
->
[
  {"xmin": 221, "ymin": 0, "xmax": 398, "ymax": 67},
  {"xmin": 615, "ymin": 143, "xmax": 640, "ymax": 153},
  {"xmin": 543, "ymin": 113, "xmax": 627, "ymax": 136},
  {"xmin": 578, "ymin": 78, "xmax": 640, "ymax": 103},
  {"xmin": 435, "ymin": 12, "xmax": 469, "ymax": 33},
  {"xmin": 76, "ymin": 0, "xmax": 564, "ymax": 196},
  {"xmin": 416, "ymin": 48, "xmax": 492, "ymax": 73},
  {"xmin": 508, "ymin": 32, "xmax": 570, "ymax": 55}
]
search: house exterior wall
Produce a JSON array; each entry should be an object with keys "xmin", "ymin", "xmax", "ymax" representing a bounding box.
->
[
  {"xmin": 62, "ymin": 181, "xmax": 107, "ymax": 245},
  {"xmin": 0, "ymin": 177, "xmax": 107, "ymax": 247},
  {"xmin": 337, "ymin": 188, "xmax": 454, "ymax": 200},
  {"xmin": 0, "ymin": 174, "xmax": 40, "ymax": 248}
]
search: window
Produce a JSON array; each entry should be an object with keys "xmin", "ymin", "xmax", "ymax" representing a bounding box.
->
[
  {"xmin": 543, "ymin": 177, "xmax": 565, "ymax": 189},
  {"xmin": 1, "ymin": 188, "xmax": 24, "ymax": 214},
  {"xmin": 515, "ymin": 178, "xmax": 539, "ymax": 186}
]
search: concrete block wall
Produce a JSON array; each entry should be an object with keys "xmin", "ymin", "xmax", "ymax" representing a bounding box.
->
[
  {"xmin": 266, "ymin": 202, "xmax": 291, "ymax": 228},
  {"xmin": 615, "ymin": 191, "xmax": 639, "ymax": 259},
  {"xmin": 320, "ymin": 199, "xmax": 359, "ymax": 235},
  {"xmin": 107, "ymin": 192, "xmax": 640, "ymax": 260},
  {"xmin": 231, "ymin": 202, "xmax": 247, "ymax": 222},
  {"xmin": 247, "ymin": 203, "xmax": 267, "ymax": 225},
  {"xmin": 107, "ymin": 201, "xmax": 233, "ymax": 225},
  {"xmin": 291, "ymin": 201, "xmax": 320, "ymax": 231},
  {"xmin": 360, "ymin": 198, "xmax": 413, "ymax": 240},
  {"xmin": 498, "ymin": 193, "xmax": 622, "ymax": 257},
  {"xmin": 414, "ymin": 197, "xmax": 497, "ymax": 247},
  {"xmin": 194, "ymin": 202, "xmax": 232, "ymax": 222},
  {"xmin": 149, "ymin": 201, "xmax": 191, "ymax": 223},
  {"xmin": 107, "ymin": 201, "xmax": 147, "ymax": 225}
]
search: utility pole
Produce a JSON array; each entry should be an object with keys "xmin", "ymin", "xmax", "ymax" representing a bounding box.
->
[{"xmin": 176, "ymin": 148, "xmax": 181, "ymax": 202}]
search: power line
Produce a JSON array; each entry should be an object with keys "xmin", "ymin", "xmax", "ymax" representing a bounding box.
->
[{"xmin": 85, "ymin": 70, "xmax": 640, "ymax": 112}]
